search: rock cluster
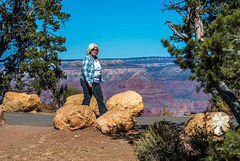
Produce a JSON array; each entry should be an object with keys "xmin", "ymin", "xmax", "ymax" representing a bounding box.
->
[
  {"xmin": 185, "ymin": 112, "xmax": 230, "ymax": 136},
  {"xmin": 54, "ymin": 90, "xmax": 144, "ymax": 134},
  {"xmin": 2, "ymin": 92, "xmax": 43, "ymax": 112}
]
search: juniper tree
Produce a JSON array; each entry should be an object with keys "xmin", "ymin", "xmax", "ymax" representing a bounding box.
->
[
  {"xmin": 0, "ymin": 0, "xmax": 70, "ymax": 100},
  {"xmin": 161, "ymin": 0, "xmax": 240, "ymax": 123}
]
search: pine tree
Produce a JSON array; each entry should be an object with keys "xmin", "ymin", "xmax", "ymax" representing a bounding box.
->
[
  {"xmin": 161, "ymin": 0, "xmax": 240, "ymax": 123},
  {"xmin": 0, "ymin": 0, "xmax": 70, "ymax": 100}
]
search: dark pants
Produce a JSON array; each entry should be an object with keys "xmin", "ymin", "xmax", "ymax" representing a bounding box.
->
[{"xmin": 80, "ymin": 78, "xmax": 107, "ymax": 115}]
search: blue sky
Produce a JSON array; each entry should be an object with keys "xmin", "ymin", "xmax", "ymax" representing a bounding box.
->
[
  {"xmin": 57, "ymin": 0, "xmax": 182, "ymax": 60},
  {"xmin": 0, "ymin": 0, "xmax": 182, "ymax": 61}
]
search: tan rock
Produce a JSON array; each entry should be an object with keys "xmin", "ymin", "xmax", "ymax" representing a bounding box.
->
[
  {"xmin": 2, "ymin": 92, "xmax": 43, "ymax": 112},
  {"xmin": 0, "ymin": 106, "xmax": 5, "ymax": 126},
  {"xmin": 53, "ymin": 105, "xmax": 96, "ymax": 131},
  {"xmin": 63, "ymin": 94, "xmax": 84, "ymax": 106},
  {"xmin": 63, "ymin": 94, "xmax": 100, "ymax": 116},
  {"xmin": 106, "ymin": 91, "xmax": 144, "ymax": 117},
  {"xmin": 185, "ymin": 112, "xmax": 230, "ymax": 136},
  {"xmin": 93, "ymin": 110, "xmax": 137, "ymax": 135},
  {"xmin": 30, "ymin": 110, "xmax": 38, "ymax": 114},
  {"xmin": 184, "ymin": 112, "xmax": 192, "ymax": 117}
]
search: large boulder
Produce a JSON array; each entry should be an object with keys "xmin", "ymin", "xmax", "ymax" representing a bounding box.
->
[
  {"xmin": 2, "ymin": 92, "xmax": 43, "ymax": 112},
  {"xmin": 93, "ymin": 110, "xmax": 137, "ymax": 135},
  {"xmin": 106, "ymin": 91, "xmax": 144, "ymax": 117},
  {"xmin": 0, "ymin": 106, "xmax": 5, "ymax": 126},
  {"xmin": 63, "ymin": 94, "xmax": 84, "ymax": 106},
  {"xmin": 53, "ymin": 105, "xmax": 96, "ymax": 131},
  {"xmin": 64, "ymin": 94, "xmax": 100, "ymax": 116},
  {"xmin": 185, "ymin": 112, "xmax": 230, "ymax": 136}
]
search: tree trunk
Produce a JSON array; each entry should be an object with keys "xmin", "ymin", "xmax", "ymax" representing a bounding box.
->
[
  {"xmin": 194, "ymin": 5, "xmax": 205, "ymax": 41},
  {"xmin": 217, "ymin": 81, "xmax": 240, "ymax": 124}
]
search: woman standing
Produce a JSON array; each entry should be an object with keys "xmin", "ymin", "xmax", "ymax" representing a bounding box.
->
[{"xmin": 80, "ymin": 43, "xmax": 107, "ymax": 116}]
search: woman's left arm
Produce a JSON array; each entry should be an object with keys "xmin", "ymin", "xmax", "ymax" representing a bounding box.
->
[{"xmin": 82, "ymin": 56, "xmax": 94, "ymax": 84}]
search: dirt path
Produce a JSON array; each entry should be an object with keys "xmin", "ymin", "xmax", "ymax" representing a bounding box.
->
[
  {"xmin": 0, "ymin": 125, "xmax": 143, "ymax": 161},
  {"xmin": 1, "ymin": 112, "xmax": 194, "ymax": 160}
]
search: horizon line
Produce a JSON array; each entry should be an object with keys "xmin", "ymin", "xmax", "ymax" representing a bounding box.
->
[{"xmin": 61, "ymin": 56, "xmax": 174, "ymax": 61}]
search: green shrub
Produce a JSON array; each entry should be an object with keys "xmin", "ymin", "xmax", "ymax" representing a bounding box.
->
[
  {"xmin": 57, "ymin": 84, "xmax": 82, "ymax": 107},
  {"xmin": 133, "ymin": 121, "xmax": 185, "ymax": 161},
  {"xmin": 222, "ymin": 128, "xmax": 240, "ymax": 160},
  {"xmin": 198, "ymin": 127, "xmax": 240, "ymax": 161},
  {"xmin": 187, "ymin": 118, "xmax": 212, "ymax": 160},
  {"xmin": 51, "ymin": 84, "xmax": 82, "ymax": 108}
]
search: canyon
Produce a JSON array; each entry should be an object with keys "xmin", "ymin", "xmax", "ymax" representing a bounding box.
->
[
  {"xmin": 0, "ymin": 57, "xmax": 210, "ymax": 116},
  {"xmin": 60, "ymin": 57, "xmax": 210, "ymax": 116}
]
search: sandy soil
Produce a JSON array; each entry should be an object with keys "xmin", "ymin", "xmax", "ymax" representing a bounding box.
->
[{"xmin": 0, "ymin": 124, "xmax": 144, "ymax": 161}]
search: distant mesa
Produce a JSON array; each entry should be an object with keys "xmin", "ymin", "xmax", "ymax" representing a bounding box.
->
[
  {"xmin": 58, "ymin": 57, "xmax": 210, "ymax": 116},
  {"xmin": 0, "ymin": 57, "xmax": 210, "ymax": 116}
]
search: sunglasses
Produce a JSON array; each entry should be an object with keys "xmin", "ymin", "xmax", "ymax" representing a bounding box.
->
[{"xmin": 92, "ymin": 49, "xmax": 98, "ymax": 52}]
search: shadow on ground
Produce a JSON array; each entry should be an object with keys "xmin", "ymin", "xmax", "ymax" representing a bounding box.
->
[{"xmin": 109, "ymin": 120, "xmax": 187, "ymax": 145}]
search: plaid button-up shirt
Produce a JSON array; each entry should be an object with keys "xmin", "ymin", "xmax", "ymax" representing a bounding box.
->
[
  {"xmin": 80, "ymin": 55, "xmax": 103, "ymax": 84},
  {"xmin": 80, "ymin": 55, "xmax": 95, "ymax": 84}
]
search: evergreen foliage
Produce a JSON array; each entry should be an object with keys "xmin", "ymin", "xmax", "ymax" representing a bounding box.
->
[
  {"xmin": 0, "ymin": 0, "xmax": 70, "ymax": 101},
  {"xmin": 201, "ymin": 128, "xmax": 240, "ymax": 161},
  {"xmin": 221, "ymin": 128, "xmax": 240, "ymax": 160},
  {"xmin": 161, "ymin": 0, "xmax": 240, "ymax": 122}
]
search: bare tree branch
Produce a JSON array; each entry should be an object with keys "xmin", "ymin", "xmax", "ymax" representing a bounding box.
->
[
  {"xmin": 232, "ymin": 35, "xmax": 240, "ymax": 41},
  {"xmin": 202, "ymin": 0, "xmax": 208, "ymax": 9},
  {"xmin": 29, "ymin": 4, "xmax": 35, "ymax": 15},
  {"xmin": 169, "ymin": 35, "xmax": 180, "ymax": 38},
  {"xmin": 169, "ymin": 0, "xmax": 187, "ymax": 19},
  {"xmin": 0, "ymin": 56, "xmax": 10, "ymax": 62},
  {"xmin": 233, "ymin": 77, "xmax": 239, "ymax": 88},
  {"xmin": 0, "ymin": 0, "xmax": 6, "ymax": 5},
  {"xmin": 165, "ymin": 20, "xmax": 188, "ymax": 40},
  {"xmin": 23, "ymin": 0, "xmax": 28, "ymax": 14},
  {"xmin": 0, "ymin": 0, "xmax": 10, "ymax": 5}
]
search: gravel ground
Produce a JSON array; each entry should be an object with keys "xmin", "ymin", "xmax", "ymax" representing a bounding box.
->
[
  {"xmin": 1, "ymin": 112, "xmax": 237, "ymax": 160},
  {"xmin": 0, "ymin": 124, "xmax": 142, "ymax": 161}
]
